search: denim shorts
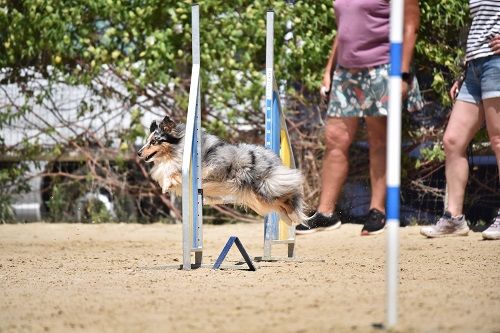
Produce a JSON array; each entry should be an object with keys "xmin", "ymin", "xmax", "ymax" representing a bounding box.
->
[
  {"xmin": 327, "ymin": 64, "xmax": 423, "ymax": 118},
  {"xmin": 457, "ymin": 55, "xmax": 500, "ymax": 104}
]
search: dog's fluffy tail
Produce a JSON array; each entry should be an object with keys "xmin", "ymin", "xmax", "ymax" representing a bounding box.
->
[{"xmin": 261, "ymin": 166, "xmax": 303, "ymax": 197}]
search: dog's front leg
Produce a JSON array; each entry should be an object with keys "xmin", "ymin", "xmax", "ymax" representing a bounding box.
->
[
  {"xmin": 170, "ymin": 172, "xmax": 182, "ymax": 188},
  {"xmin": 159, "ymin": 170, "xmax": 182, "ymax": 193},
  {"xmin": 161, "ymin": 179, "xmax": 172, "ymax": 193}
]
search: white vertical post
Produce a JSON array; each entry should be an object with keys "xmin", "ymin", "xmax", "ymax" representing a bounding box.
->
[
  {"xmin": 387, "ymin": 0, "xmax": 404, "ymax": 327},
  {"xmin": 182, "ymin": 4, "xmax": 202, "ymax": 271},
  {"xmin": 264, "ymin": 10, "xmax": 277, "ymax": 260},
  {"xmin": 263, "ymin": 9, "xmax": 296, "ymax": 260},
  {"xmin": 191, "ymin": 5, "xmax": 200, "ymax": 67}
]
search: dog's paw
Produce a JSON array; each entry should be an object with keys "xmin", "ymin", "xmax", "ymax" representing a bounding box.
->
[{"xmin": 161, "ymin": 180, "xmax": 172, "ymax": 193}]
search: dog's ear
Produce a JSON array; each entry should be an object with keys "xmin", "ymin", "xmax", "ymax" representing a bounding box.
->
[
  {"xmin": 159, "ymin": 115, "xmax": 176, "ymax": 133},
  {"xmin": 149, "ymin": 120, "xmax": 158, "ymax": 133},
  {"xmin": 158, "ymin": 115, "xmax": 182, "ymax": 144}
]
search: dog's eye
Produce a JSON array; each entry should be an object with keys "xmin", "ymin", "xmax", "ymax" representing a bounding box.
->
[
  {"xmin": 150, "ymin": 139, "xmax": 158, "ymax": 145},
  {"xmin": 153, "ymin": 133, "xmax": 164, "ymax": 143}
]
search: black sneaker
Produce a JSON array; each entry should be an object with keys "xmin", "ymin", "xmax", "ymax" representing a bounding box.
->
[
  {"xmin": 295, "ymin": 211, "xmax": 342, "ymax": 235},
  {"xmin": 361, "ymin": 208, "xmax": 386, "ymax": 235}
]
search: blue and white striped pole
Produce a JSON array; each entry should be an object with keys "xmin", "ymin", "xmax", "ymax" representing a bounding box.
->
[{"xmin": 387, "ymin": 0, "xmax": 404, "ymax": 327}]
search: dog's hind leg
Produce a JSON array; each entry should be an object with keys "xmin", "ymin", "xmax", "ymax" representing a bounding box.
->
[
  {"xmin": 265, "ymin": 201, "xmax": 293, "ymax": 225},
  {"xmin": 244, "ymin": 195, "xmax": 294, "ymax": 225},
  {"xmin": 242, "ymin": 193, "xmax": 274, "ymax": 217},
  {"xmin": 276, "ymin": 196, "xmax": 306, "ymax": 226},
  {"xmin": 277, "ymin": 207, "xmax": 294, "ymax": 225}
]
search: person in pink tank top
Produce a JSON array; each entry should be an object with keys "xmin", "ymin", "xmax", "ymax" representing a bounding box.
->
[{"xmin": 296, "ymin": 0, "xmax": 422, "ymax": 236}]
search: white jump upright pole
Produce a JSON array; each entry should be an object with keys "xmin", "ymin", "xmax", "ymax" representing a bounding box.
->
[
  {"xmin": 263, "ymin": 9, "xmax": 277, "ymax": 260},
  {"xmin": 263, "ymin": 9, "xmax": 296, "ymax": 260},
  {"xmin": 182, "ymin": 4, "xmax": 202, "ymax": 271},
  {"xmin": 386, "ymin": 0, "xmax": 404, "ymax": 327}
]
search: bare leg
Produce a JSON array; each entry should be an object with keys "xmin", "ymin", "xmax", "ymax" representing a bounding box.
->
[
  {"xmin": 443, "ymin": 100, "xmax": 484, "ymax": 216},
  {"xmin": 483, "ymin": 97, "xmax": 500, "ymax": 179},
  {"xmin": 365, "ymin": 116, "xmax": 387, "ymax": 213},
  {"xmin": 317, "ymin": 117, "xmax": 359, "ymax": 214}
]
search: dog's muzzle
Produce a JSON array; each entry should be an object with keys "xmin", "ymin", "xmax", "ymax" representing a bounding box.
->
[
  {"xmin": 144, "ymin": 151, "xmax": 157, "ymax": 162},
  {"xmin": 137, "ymin": 145, "xmax": 157, "ymax": 163},
  {"xmin": 137, "ymin": 146, "xmax": 147, "ymax": 159}
]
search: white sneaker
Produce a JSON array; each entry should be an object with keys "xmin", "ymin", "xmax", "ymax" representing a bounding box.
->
[
  {"xmin": 420, "ymin": 211, "xmax": 470, "ymax": 238},
  {"xmin": 482, "ymin": 210, "xmax": 500, "ymax": 240}
]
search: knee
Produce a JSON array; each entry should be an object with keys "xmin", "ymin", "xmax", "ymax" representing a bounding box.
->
[
  {"xmin": 369, "ymin": 135, "xmax": 386, "ymax": 153},
  {"xmin": 324, "ymin": 128, "xmax": 353, "ymax": 153},
  {"xmin": 489, "ymin": 135, "xmax": 500, "ymax": 154},
  {"xmin": 443, "ymin": 131, "xmax": 466, "ymax": 155}
]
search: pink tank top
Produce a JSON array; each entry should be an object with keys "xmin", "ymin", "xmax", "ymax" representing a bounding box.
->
[{"xmin": 334, "ymin": 0, "xmax": 390, "ymax": 68}]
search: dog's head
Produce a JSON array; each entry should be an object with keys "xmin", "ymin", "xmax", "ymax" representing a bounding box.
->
[{"xmin": 137, "ymin": 115, "xmax": 183, "ymax": 163}]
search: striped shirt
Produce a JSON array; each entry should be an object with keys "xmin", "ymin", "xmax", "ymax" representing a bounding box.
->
[{"xmin": 466, "ymin": 0, "xmax": 500, "ymax": 61}]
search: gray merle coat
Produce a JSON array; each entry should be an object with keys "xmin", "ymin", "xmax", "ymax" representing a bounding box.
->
[{"xmin": 137, "ymin": 115, "xmax": 306, "ymax": 225}]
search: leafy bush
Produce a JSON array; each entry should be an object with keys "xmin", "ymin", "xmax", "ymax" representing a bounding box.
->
[{"xmin": 3, "ymin": 0, "xmax": 491, "ymax": 224}]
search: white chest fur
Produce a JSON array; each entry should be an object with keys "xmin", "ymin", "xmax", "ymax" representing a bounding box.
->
[{"xmin": 151, "ymin": 161, "xmax": 181, "ymax": 193}]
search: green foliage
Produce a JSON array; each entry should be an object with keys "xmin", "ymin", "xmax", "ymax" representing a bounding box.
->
[
  {"xmin": 46, "ymin": 176, "xmax": 133, "ymax": 223},
  {"xmin": 1, "ymin": 0, "xmax": 468, "ymax": 117},
  {"xmin": 83, "ymin": 199, "xmax": 114, "ymax": 223},
  {"xmin": 0, "ymin": 162, "xmax": 31, "ymax": 223},
  {"xmin": 0, "ymin": 0, "xmax": 475, "ymax": 222},
  {"xmin": 416, "ymin": 0, "xmax": 469, "ymax": 105},
  {"xmin": 0, "ymin": 0, "xmax": 335, "ymax": 122},
  {"xmin": 415, "ymin": 143, "xmax": 446, "ymax": 168},
  {"xmin": 45, "ymin": 183, "xmax": 65, "ymax": 222}
]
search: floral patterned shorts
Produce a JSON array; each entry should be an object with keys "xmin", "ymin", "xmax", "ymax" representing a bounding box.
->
[{"xmin": 327, "ymin": 64, "xmax": 424, "ymax": 118}]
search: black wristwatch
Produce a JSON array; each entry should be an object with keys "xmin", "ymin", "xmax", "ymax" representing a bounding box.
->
[{"xmin": 401, "ymin": 72, "xmax": 413, "ymax": 84}]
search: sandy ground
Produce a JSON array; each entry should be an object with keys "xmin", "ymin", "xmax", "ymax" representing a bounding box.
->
[{"xmin": 0, "ymin": 222, "xmax": 499, "ymax": 333}]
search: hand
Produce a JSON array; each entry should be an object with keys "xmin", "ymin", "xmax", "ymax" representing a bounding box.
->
[
  {"xmin": 320, "ymin": 85, "xmax": 330, "ymax": 99},
  {"xmin": 489, "ymin": 34, "xmax": 500, "ymax": 54},
  {"xmin": 449, "ymin": 80, "xmax": 461, "ymax": 100},
  {"xmin": 320, "ymin": 74, "xmax": 331, "ymax": 100},
  {"xmin": 401, "ymin": 80, "xmax": 409, "ymax": 100}
]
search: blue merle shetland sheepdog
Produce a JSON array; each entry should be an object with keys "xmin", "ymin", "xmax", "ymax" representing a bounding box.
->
[{"xmin": 137, "ymin": 115, "xmax": 306, "ymax": 225}]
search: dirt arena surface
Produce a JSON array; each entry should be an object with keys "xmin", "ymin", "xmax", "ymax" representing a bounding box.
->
[{"xmin": 0, "ymin": 222, "xmax": 499, "ymax": 333}]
